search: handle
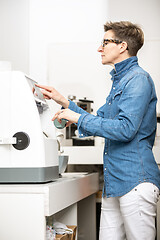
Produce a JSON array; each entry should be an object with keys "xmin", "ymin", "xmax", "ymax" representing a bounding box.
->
[{"xmin": 0, "ymin": 137, "xmax": 17, "ymax": 145}]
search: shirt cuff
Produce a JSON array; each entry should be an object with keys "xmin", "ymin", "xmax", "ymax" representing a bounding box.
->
[
  {"xmin": 77, "ymin": 113, "xmax": 90, "ymax": 138},
  {"xmin": 68, "ymin": 100, "xmax": 77, "ymax": 111}
]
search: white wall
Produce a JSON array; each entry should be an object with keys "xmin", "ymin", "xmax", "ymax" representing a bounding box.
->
[
  {"xmin": 0, "ymin": 0, "xmax": 29, "ymax": 73},
  {"xmin": 108, "ymin": 0, "xmax": 160, "ymax": 40},
  {"xmin": 29, "ymin": 0, "xmax": 111, "ymax": 113},
  {"xmin": 29, "ymin": 0, "xmax": 108, "ymax": 80}
]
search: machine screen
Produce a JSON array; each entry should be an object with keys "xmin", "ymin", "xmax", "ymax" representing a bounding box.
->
[{"xmin": 25, "ymin": 75, "xmax": 46, "ymax": 104}]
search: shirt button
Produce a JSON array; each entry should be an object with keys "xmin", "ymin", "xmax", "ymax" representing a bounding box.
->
[
  {"xmin": 113, "ymin": 87, "xmax": 115, "ymax": 90},
  {"xmin": 105, "ymin": 152, "xmax": 107, "ymax": 155},
  {"xmin": 104, "ymin": 168, "xmax": 107, "ymax": 171},
  {"xmin": 108, "ymin": 102, "xmax": 111, "ymax": 105}
]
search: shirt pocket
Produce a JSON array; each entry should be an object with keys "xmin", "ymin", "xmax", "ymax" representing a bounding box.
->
[
  {"xmin": 113, "ymin": 90, "xmax": 122, "ymax": 101},
  {"xmin": 111, "ymin": 90, "xmax": 123, "ymax": 119}
]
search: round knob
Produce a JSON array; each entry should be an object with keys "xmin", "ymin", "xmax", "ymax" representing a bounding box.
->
[{"xmin": 12, "ymin": 132, "xmax": 30, "ymax": 150}]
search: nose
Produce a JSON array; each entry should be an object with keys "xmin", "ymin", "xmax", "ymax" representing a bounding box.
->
[{"xmin": 97, "ymin": 45, "xmax": 103, "ymax": 52}]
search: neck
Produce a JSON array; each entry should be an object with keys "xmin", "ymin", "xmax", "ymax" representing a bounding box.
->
[{"xmin": 112, "ymin": 53, "xmax": 131, "ymax": 69}]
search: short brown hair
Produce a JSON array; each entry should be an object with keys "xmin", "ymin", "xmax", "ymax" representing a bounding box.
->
[{"xmin": 104, "ymin": 21, "xmax": 144, "ymax": 56}]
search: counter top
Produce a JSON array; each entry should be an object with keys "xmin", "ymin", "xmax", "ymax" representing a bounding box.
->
[{"xmin": 0, "ymin": 172, "xmax": 99, "ymax": 215}]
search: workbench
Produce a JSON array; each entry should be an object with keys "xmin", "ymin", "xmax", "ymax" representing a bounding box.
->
[{"xmin": 0, "ymin": 172, "xmax": 99, "ymax": 240}]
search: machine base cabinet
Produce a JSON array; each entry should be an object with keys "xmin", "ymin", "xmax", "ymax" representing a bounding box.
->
[
  {"xmin": 47, "ymin": 194, "xmax": 96, "ymax": 240},
  {"xmin": 0, "ymin": 173, "xmax": 99, "ymax": 240},
  {"xmin": 0, "ymin": 193, "xmax": 46, "ymax": 239}
]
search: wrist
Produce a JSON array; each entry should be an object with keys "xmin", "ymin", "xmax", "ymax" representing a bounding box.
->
[
  {"xmin": 75, "ymin": 113, "xmax": 81, "ymax": 123},
  {"xmin": 61, "ymin": 99, "xmax": 69, "ymax": 109}
]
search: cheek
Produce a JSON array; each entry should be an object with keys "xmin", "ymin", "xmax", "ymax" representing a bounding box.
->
[{"xmin": 105, "ymin": 48, "xmax": 119, "ymax": 59}]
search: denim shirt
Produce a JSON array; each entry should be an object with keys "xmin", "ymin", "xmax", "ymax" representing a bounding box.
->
[{"xmin": 69, "ymin": 56, "xmax": 160, "ymax": 198}]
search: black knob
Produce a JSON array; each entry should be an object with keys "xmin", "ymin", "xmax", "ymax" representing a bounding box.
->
[{"xmin": 12, "ymin": 132, "xmax": 30, "ymax": 150}]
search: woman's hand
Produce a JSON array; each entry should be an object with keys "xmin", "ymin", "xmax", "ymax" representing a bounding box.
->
[
  {"xmin": 36, "ymin": 84, "xmax": 69, "ymax": 109},
  {"xmin": 52, "ymin": 109, "xmax": 81, "ymax": 127}
]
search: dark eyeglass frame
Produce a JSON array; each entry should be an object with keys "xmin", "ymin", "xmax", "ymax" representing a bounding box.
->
[{"xmin": 101, "ymin": 39, "xmax": 129, "ymax": 50}]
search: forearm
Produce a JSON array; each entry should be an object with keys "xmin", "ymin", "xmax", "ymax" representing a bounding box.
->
[{"xmin": 36, "ymin": 84, "xmax": 70, "ymax": 108}]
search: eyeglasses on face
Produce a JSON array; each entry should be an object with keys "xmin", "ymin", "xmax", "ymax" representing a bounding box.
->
[
  {"xmin": 101, "ymin": 39, "xmax": 129, "ymax": 50},
  {"xmin": 101, "ymin": 39, "xmax": 123, "ymax": 47}
]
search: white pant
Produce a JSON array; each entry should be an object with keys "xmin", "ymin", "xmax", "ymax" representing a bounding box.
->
[{"xmin": 99, "ymin": 182, "xmax": 159, "ymax": 240}]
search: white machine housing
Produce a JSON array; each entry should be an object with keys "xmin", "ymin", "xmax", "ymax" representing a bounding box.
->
[{"xmin": 0, "ymin": 71, "xmax": 59, "ymax": 182}]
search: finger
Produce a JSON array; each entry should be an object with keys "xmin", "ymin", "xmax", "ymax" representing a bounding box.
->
[
  {"xmin": 32, "ymin": 87, "xmax": 35, "ymax": 93},
  {"xmin": 52, "ymin": 113, "xmax": 59, "ymax": 121},
  {"xmin": 43, "ymin": 94, "xmax": 51, "ymax": 100},
  {"xmin": 41, "ymin": 89, "xmax": 52, "ymax": 98},
  {"xmin": 53, "ymin": 116, "xmax": 62, "ymax": 124},
  {"xmin": 35, "ymin": 84, "xmax": 52, "ymax": 92},
  {"xmin": 66, "ymin": 121, "xmax": 72, "ymax": 127},
  {"xmin": 52, "ymin": 110, "xmax": 63, "ymax": 121}
]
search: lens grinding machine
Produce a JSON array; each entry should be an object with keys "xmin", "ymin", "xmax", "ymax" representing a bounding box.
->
[{"xmin": 0, "ymin": 71, "xmax": 59, "ymax": 183}]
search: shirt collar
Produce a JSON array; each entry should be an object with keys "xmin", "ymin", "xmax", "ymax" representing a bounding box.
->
[{"xmin": 110, "ymin": 56, "xmax": 138, "ymax": 78}]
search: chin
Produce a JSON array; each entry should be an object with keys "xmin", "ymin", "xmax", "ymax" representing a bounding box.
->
[{"xmin": 101, "ymin": 58, "xmax": 108, "ymax": 65}]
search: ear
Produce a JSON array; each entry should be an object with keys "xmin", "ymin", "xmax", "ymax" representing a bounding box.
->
[{"xmin": 119, "ymin": 41, "xmax": 128, "ymax": 53}]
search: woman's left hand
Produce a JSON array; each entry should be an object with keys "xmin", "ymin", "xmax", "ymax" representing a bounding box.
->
[{"xmin": 52, "ymin": 109, "xmax": 81, "ymax": 127}]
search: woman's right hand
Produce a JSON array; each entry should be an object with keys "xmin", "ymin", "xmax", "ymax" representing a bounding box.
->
[{"xmin": 36, "ymin": 84, "xmax": 69, "ymax": 108}]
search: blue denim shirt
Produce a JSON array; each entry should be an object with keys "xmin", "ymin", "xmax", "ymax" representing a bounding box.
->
[{"xmin": 69, "ymin": 56, "xmax": 160, "ymax": 197}]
